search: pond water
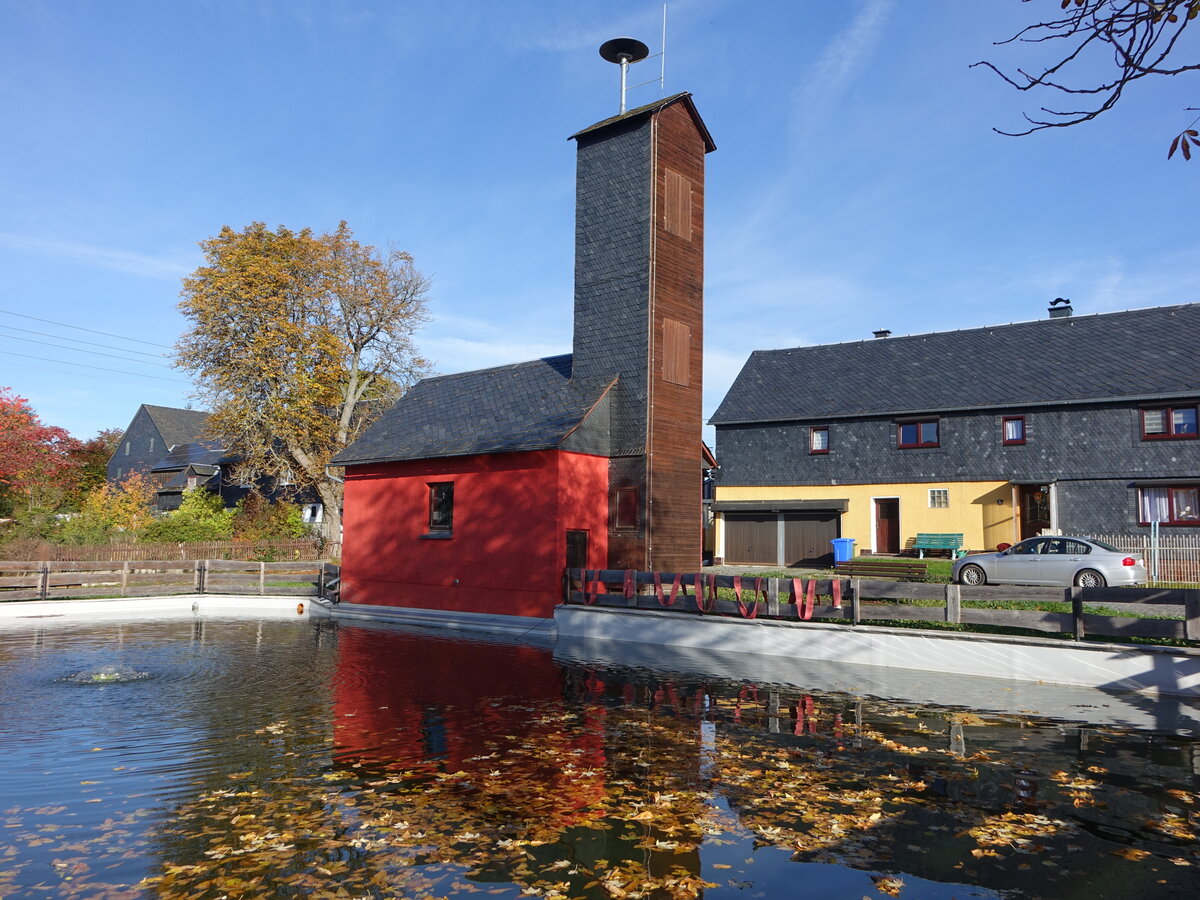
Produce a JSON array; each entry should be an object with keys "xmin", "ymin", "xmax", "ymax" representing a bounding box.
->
[{"xmin": 0, "ymin": 615, "xmax": 1198, "ymax": 899}]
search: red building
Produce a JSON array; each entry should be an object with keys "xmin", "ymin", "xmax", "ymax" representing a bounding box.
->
[{"xmin": 333, "ymin": 93, "xmax": 715, "ymax": 617}]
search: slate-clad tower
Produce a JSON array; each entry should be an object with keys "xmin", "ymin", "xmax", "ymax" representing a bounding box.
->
[{"xmin": 571, "ymin": 93, "xmax": 715, "ymax": 571}]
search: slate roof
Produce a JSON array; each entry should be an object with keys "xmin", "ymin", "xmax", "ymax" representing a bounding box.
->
[
  {"xmin": 150, "ymin": 440, "xmax": 228, "ymax": 472},
  {"xmin": 570, "ymin": 92, "xmax": 716, "ymax": 152},
  {"xmin": 711, "ymin": 303, "xmax": 1200, "ymax": 425},
  {"xmin": 332, "ymin": 355, "xmax": 616, "ymax": 466},
  {"xmin": 142, "ymin": 405, "xmax": 210, "ymax": 449}
]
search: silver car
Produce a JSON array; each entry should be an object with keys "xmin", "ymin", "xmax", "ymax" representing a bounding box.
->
[{"xmin": 952, "ymin": 536, "xmax": 1147, "ymax": 588}]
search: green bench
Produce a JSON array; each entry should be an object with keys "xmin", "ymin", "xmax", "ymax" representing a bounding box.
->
[
  {"xmin": 911, "ymin": 532, "xmax": 964, "ymax": 559},
  {"xmin": 834, "ymin": 558, "xmax": 929, "ymax": 581}
]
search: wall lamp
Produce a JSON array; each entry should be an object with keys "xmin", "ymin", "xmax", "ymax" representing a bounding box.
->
[{"xmin": 996, "ymin": 498, "xmax": 1005, "ymax": 506}]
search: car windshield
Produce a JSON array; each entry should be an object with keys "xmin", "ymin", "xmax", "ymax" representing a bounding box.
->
[{"xmin": 1087, "ymin": 538, "xmax": 1121, "ymax": 553}]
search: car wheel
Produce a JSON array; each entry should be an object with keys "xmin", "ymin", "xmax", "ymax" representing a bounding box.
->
[
  {"xmin": 958, "ymin": 564, "xmax": 986, "ymax": 586},
  {"xmin": 1074, "ymin": 569, "xmax": 1107, "ymax": 588}
]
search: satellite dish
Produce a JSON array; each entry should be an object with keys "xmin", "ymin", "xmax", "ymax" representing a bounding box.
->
[
  {"xmin": 599, "ymin": 37, "xmax": 649, "ymax": 64},
  {"xmin": 599, "ymin": 37, "xmax": 650, "ymax": 114}
]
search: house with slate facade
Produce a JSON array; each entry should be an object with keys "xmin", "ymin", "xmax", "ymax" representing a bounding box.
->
[
  {"xmin": 709, "ymin": 302, "xmax": 1200, "ymax": 566},
  {"xmin": 332, "ymin": 93, "xmax": 715, "ymax": 616},
  {"xmin": 110, "ymin": 404, "xmax": 323, "ymax": 522},
  {"xmin": 107, "ymin": 404, "xmax": 209, "ymax": 484}
]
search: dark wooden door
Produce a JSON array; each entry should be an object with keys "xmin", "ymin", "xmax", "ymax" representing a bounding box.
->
[
  {"xmin": 1018, "ymin": 485, "xmax": 1051, "ymax": 539},
  {"xmin": 566, "ymin": 530, "xmax": 589, "ymax": 570},
  {"xmin": 724, "ymin": 513, "xmax": 777, "ymax": 564},
  {"xmin": 875, "ymin": 499, "xmax": 900, "ymax": 554},
  {"xmin": 783, "ymin": 513, "xmax": 838, "ymax": 567}
]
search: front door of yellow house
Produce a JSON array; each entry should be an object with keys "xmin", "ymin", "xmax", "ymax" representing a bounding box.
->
[
  {"xmin": 875, "ymin": 499, "xmax": 899, "ymax": 554},
  {"xmin": 1018, "ymin": 485, "xmax": 1051, "ymax": 539}
]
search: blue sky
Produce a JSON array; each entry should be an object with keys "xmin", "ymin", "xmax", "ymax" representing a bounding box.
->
[{"xmin": 2, "ymin": 1, "xmax": 1198, "ymax": 446}]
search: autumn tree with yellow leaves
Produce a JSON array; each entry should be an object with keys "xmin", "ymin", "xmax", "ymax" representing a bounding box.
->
[{"xmin": 175, "ymin": 221, "xmax": 430, "ymax": 539}]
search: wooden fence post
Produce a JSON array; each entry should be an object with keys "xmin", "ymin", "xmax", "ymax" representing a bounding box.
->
[
  {"xmin": 1183, "ymin": 589, "xmax": 1200, "ymax": 642},
  {"xmin": 121, "ymin": 562, "xmax": 129, "ymax": 597},
  {"xmin": 850, "ymin": 578, "xmax": 862, "ymax": 625},
  {"xmin": 1069, "ymin": 587, "xmax": 1085, "ymax": 640},
  {"xmin": 767, "ymin": 578, "xmax": 779, "ymax": 617},
  {"xmin": 38, "ymin": 562, "xmax": 49, "ymax": 601},
  {"xmin": 944, "ymin": 584, "xmax": 961, "ymax": 624},
  {"xmin": 259, "ymin": 562, "xmax": 266, "ymax": 595}
]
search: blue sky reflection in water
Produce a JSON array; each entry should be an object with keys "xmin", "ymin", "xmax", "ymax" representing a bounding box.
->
[{"xmin": 0, "ymin": 617, "xmax": 1197, "ymax": 898}]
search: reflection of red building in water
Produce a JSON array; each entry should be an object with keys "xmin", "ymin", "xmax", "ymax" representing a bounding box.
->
[
  {"xmin": 332, "ymin": 625, "xmax": 609, "ymax": 829},
  {"xmin": 333, "ymin": 94, "xmax": 715, "ymax": 617}
]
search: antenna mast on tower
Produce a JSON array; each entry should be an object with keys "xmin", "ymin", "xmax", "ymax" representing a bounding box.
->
[{"xmin": 599, "ymin": 5, "xmax": 670, "ymax": 114}]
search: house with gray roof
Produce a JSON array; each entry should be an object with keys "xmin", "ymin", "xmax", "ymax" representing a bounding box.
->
[
  {"xmin": 709, "ymin": 301, "xmax": 1200, "ymax": 566},
  {"xmin": 107, "ymin": 404, "xmax": 209, "ymax": 484}
]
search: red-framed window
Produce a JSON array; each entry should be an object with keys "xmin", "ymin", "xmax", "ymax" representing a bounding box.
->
[
  {"xmin": 1002, "ymin": 415, "xmax": 1026, "ymax": 445},
  {"xmin": 1141, "ymin": 406, "xmax": 1198, "ymax": 440},
  {"xmin": 428, "ymin": 482, "xmax": 454, "ymax": 533},
  {"xmin": 897, "ymin": 419, "xmax": 939, "ymax": 449},
  {"xmin": 1138, "ymin": 485, "xmax": 1200, "ymax": 525},
  {"xmin": 809, "ymin": 426, "xmax": 829, "ymax": 454}
]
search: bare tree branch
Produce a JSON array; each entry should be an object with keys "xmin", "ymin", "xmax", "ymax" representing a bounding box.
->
[{"xmin": 973, "ymin": 0, "xmax": 1200, "ymax": 146}]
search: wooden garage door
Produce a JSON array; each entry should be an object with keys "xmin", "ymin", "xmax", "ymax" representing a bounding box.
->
[
  {"xmin": 783, "ymin": 513, "xmax": 838, "ymax": 567},
  {"xmin": 724, "ymin": 513, "xmax": 777, "ymax": 565}
]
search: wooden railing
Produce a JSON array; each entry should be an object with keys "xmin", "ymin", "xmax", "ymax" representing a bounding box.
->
[
  {"xmin": 0, "ymin": 538, "xmax": 339, "ymax": 563},
  {"xmin": 0, "ymin": 560, "xmax": 342, "ymax": 602},
  {"xmin": 564, "ymin": 569, "xmax": 1200, "ymax": 644}
]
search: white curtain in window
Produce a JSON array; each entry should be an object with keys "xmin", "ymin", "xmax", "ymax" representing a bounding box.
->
[
  {"xmin": 1139, "ymin": 487, "xmax": 1170, "ymax": 523},
  {"xmin": 1004, "ymin": 418, "xmax": 1023, "ymax": 441}
]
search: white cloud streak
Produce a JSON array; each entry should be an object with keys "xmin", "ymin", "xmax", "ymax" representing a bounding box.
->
[
  {"xmin": 0, "ymin": 232, "xmax": 191, "ymax": 279},
  {"xmin": 791, "ymin": 0, "xmax": 894, "ymax": 147}
]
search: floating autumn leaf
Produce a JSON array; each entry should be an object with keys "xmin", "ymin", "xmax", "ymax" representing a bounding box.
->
[{"xmin": 871, "ymin": 874, "xmax": 905, "ymax": 896}]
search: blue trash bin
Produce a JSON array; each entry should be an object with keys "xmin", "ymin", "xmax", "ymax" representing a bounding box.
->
[{"xmin": 831, "ymin": 538, "xmax": 855, "ymax": 563}]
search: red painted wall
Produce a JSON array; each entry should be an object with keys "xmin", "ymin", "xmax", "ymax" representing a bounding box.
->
[{"xmin": 341, "ymin": 449, "xmax": 608, "ymax": 617}]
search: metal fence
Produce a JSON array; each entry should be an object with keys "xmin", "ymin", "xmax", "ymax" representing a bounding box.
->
[{"xmin": 1089, "ymin": 533, "xmax": 1200, "ymax": 585}]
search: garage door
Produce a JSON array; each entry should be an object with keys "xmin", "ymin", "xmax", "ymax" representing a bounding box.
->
[
  {"xmin": 783, "ymin": 513, "xmax": 838, "ymax": 567},
  {"xmin": 723, "ymin": 513, "xmax": 777, "ymax": 565}
]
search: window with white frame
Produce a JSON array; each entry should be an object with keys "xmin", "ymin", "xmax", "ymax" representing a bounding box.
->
[
  {"xmin": 1139, "ymin": 485, "xmax": 1200, "ymax": 525},
  {"xmin": 928, "ymin": 488, "xmax": 949, "ymax": 508}
]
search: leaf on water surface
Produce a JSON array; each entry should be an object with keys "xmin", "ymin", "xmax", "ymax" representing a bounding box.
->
[{"xmin": 1111, "ymin": 847, "xmax": 1152, "ymax": 861}]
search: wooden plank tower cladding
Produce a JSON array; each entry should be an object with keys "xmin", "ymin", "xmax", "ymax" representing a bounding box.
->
[{"xmin": 570, "ymin": 94, "xmax": 715, "ymax": 571}]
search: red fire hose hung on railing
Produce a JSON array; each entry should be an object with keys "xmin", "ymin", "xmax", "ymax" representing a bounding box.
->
[
  {"xmin": 652, "ymin": 572, "xmax": 684, "ymax": 608},
  {"xmin": 582, "ymin": 569, "xmax": 599, "ymax": 606},
  {"xmin": 790, "ymin": 578, "xmax": 815, "ymax": 620},
  {"xmin": 732, "ymin": 575, "xmax": 766, "ymax": 619},
  {"xmin": 693, "ymin": 573, "xmax": 717, "ymax": 613}
]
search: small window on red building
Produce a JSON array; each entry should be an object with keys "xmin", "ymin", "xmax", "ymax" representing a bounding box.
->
[
  {"xmin": 615, "ymin": 487, "xmax": 638, "ymax": 531},
  {"xmin": 809, "ymin": 426, "xmax": 829, "ymax": 454},
  {"xmin": 428, "ymin": 482, "xmax": 454, "ymax": 533},
  {"xmin": 1142, "ymin": 406, "xmax": 1198, "ymax": 440},
  {"xmin": 1002, "ymin": 416, "xmax": 1026, "ymax": 445}
]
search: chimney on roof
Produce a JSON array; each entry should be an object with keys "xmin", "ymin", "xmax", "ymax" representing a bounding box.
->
[
  {"xmin": 1048, "ymin": 298, "xmax": 1073, "ymax": 318},
  {"xmin": 873, "ymin": 329, "xmax": 891, "ymax": 339}
]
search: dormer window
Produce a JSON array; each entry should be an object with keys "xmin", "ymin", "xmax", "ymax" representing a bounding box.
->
[{"xmin": 809, "ymin": 426, "xmax": 829, "ymax": 454}]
